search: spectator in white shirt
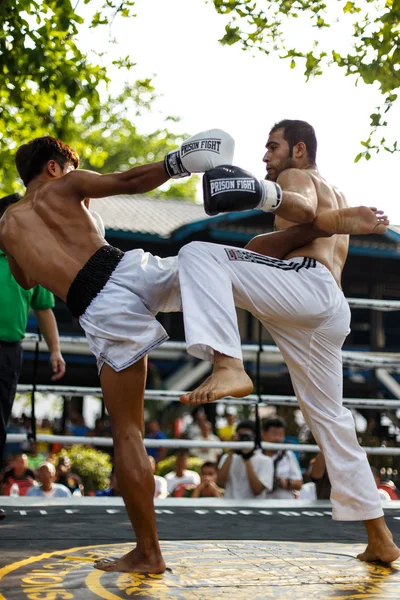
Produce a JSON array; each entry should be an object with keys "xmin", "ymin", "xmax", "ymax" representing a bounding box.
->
[
  {"xmin": 26, "ymin": 462, "xmax": 71, "ymax": 498},
  {"xmin": 217, "ymin": 420, "xmax": 273, "ymax": 499},
  {"xmin": 165, "ymin": 449, "xmax": 200, "ymax": 495},
  {"xmin": 149, "ymin": 456, "xmax": 168, "ymax": 499},
  {"xmin": 262, "ymin": 417, "xmax": 303, "ymax": 499},
  {"xmin": 190, "ymin": 420, "xmax": 222, "ymax": 464}
]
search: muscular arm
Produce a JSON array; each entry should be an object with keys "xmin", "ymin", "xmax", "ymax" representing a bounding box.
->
[
  {"xmin": 57, "ymin": 162, "xmax": 170, "ymax": 201},
  {"xmin": 34, "ymin": 309, "xmax": 66, "ymax": 381},
  {"xmin": 35, "ymin": 309, "xmax": 60, "ymax": 353},
  {"xmin": 275, "ymin": 169, "xmax": 318, "ymax": 223},
  {"xmin": 216, "ymin": 453, "xmax": 234, "ymax": 488},
  {"xmin": 245, "ymin": 460, "xmax": 266, "ymax": 496},
  {"xmin": 6, "ymin": 253, "xmax": 37, "ymax": 289}
]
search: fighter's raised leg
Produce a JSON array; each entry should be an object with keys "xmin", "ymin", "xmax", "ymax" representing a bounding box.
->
[
  {"xmin": 245, "ymin": 206, "xmax": 389, "ymax": 258},
  {"xmin": 314, "ymin": 206, "xmax": 389, "ymax": 236},
  {"xmin": 179, "ymin": 206, "xmax": 390, "ymax": 406},
  {"xmin": 94, "ymin": 358, "xmax": 166, "ymax": 574}
]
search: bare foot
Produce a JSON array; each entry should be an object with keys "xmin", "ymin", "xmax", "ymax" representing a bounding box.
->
[
  {"xmin": 314, "ymin": 206, "xmax": 389, "ymax": 236},
  {"xmin": 180, "ymin": 361, "xmax": 253, "ymax": 405},
  {"xmin": 357, "ymin": 539, "xmax": 400, "ymax": 563},
  {"xmin": 94, "ymin": 547, "xmax": 166, "ymax": 573}
]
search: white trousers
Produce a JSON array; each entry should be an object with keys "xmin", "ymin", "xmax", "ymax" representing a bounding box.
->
[{"xmin": 178, "ymin": 241, "xmax": 383, "ymax": 521}]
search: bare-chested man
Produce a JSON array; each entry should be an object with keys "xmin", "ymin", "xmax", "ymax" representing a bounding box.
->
[
  {"xmin": 177, "ymin": 119, "xmax": 400, "ymax": 563},
  {"xmin": 0, "ymin": 130, "xmax": 236, "ymax": 573},
  {"xmin": 0, "ymin": 131, "xmax": 391, "ymax": 572}
]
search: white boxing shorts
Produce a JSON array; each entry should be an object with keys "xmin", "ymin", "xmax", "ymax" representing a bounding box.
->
[{"xmin": 67, "ymin": 245, "xmax": 180, "ymax": 373}]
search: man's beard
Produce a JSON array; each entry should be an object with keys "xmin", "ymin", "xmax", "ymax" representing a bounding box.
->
[{"xmin": 268, "ymin": 156, "xmax": 295, "ymax": 181}]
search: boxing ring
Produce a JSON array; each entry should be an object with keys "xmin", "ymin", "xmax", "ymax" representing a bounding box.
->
[{"xmin": 1, "ymin": 297, "xmax": 400, "ymax": 599}]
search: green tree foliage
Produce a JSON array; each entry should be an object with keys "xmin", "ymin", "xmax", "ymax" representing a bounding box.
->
[
  {"xmin": 56, "ymin": 445, "xmax": 112, "ymax": 494},
  {"xmin": 211, "ymin": 0, "xmax": 400, "ymax": 158},
  {"xmin": 0, "ymin": 0, "xmax": 196, "ymax": 199}
]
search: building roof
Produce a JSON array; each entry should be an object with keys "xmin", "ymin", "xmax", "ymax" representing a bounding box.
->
[
  {"xmin": 94, "ymin": 195, "xmax": 209, "ymax": 238},
  {"xmin": 95, "ymin": 195, "xmax": 400, "ymax": 256}
]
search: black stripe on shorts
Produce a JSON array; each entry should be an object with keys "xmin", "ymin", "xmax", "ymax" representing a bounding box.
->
[{"xmin": 224, "ymin": 248, "xmax": 317, "ymax": 272}]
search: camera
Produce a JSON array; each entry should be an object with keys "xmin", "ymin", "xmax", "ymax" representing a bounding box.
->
[{"xmin": 238, "ymin": 432, "xmax": 254, "ymax": 442}]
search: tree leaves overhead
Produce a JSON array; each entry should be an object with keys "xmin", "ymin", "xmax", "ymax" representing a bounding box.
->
[
  {"xmin": 211, "ymin": 0, "xmax": 400, "ymax": 158},
  {"xmin": 0, "ymin": 0, "xmax": 196, "ymax": 199}
]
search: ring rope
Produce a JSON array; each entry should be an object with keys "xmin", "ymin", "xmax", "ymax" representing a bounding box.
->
[
  {"xmin": 5, "ymin": 433, "xmax": 400, "ymax": 455},
  {"xmin": 21, "ymin": 335, "xmax": 400, "ymax": 369},
  {"xmin": 347, "ymin": 298, "xmax": 400, "ymax": 311},
  {"xmin": 15, "ymin": 384, "xmax": 400, "ymax": 410}
]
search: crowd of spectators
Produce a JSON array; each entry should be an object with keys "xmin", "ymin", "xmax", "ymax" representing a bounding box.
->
[{"xmin": 1, "ymin": 408, "xmax": 399, "ymax": 503}]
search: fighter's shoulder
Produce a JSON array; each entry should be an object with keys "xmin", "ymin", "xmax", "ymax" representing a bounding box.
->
[
  {"xmin": 42, "ymin": 170, "xmax": 96, "ymax": 200},
  {"xmin": 276, "ymin": 168, "xmax": 314, "ymax": 186}
]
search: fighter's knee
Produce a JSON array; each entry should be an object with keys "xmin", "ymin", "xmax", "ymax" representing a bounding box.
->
[{"xmin": 178, "ymin": 241, "xmax": 204, "ymax": 259}]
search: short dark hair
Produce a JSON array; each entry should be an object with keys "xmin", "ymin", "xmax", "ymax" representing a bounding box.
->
[
  {"xmin": 270, "ymin": 119, "xmax": 317, "ymax": 163},
  {"xmin": 0, "ymin": 193, "xmax": 21, "ymax": 218},
  {"xmin": 262, "ymin": 416, "xmax": 287, "ymax": 432},
  {"xmin": 201, "ymin": 461, "xmax": 217, "ymax": 472},
  {"xmin": 176, "ymin": 449, "xmax": 190, "ymax": 458},
  {"xmin": 15, "ymin": 136, "xmax": 79, "ymax": 186},
  {"xmin": 236, "ymin": 420, "xmax": 256, "ymax": 434}
]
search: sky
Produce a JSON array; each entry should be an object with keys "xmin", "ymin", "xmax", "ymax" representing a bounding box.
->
[{"xmin": 78, "ymin": 0, "xmax": 400, "ymax": 223}]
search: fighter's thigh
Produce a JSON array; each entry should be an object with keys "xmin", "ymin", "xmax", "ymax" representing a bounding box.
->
[{"xmin": 100, "ymin": 357, "xmax": 147, "ymax": 428}]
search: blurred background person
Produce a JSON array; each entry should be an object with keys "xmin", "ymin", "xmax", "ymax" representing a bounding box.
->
[
  {"xmin": 262, "ymin": 417, "xmax": 303, "ymax": 498},
  {"xmin": 191, "ymin": 462, "xmax": 223, "ymax": 498},
  {"xmin": 55, "ymin": 456, "xmax": 84, "ymax": 496},
  {"xmin": 95, "ymin": 465, "xmax": 121, "ymax": 497},
  {"xmin": 217, "ymin": 420, "xmax": 273, "ymax": 499},
  {"xmin": 0, "ymin": 453, "xmax": 36, "ymax": 496},
  {"xmin": 184, "ymin": 407, "xmax": 207, "ymax": 439},
  {"xmin": 217, "ymin": 410, "xmax": 237, "ymax": 441},
  {"xmin": 371, "ymin": 466, "xmax": 399, "ymax": 501},
  {"xmin": 149, "ymin": 456, "xmax": 168, "ymax": 499},
  {"xmin": 26, "ymin": 461, "xmax": 71, "ymax": 497},
  {"xmin": 145, "ymin": 419, "xmax": 168, "ymax": 464},
  {"xmin": 190, "ymin": 420, "xmax": 221, "ymax": 464},
  {"xmin": 26, "ymin": 441, "xmax": 47, "ymax": 471},
  {"xmin": 66, "ymin": 413, "xmax": 91, "ymax": 437},
  {"xmin": 165, "ymin": 449, "xmax": 200, "ymax": 496},
  {"xmin": 305, "ymin": 451, "xmax": 332, "ymax": 500}
]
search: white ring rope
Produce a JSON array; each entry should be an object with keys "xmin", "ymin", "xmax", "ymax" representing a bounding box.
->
[
  {"xmin": 21, "ymin": 335, "xmax": 400, "ymax": 369},
  {"xmin": 347, "ymin": 298, "xmax": 400, "ymax": 311},
  {"xmin": 5, "ymin": 433, "xmax": 400, "ymax": 456},
  {"xmin": 15, "ymin": 384, "xmax": 400, "ymax": 411}
]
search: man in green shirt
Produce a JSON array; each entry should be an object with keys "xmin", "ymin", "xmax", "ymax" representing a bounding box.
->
[{"xmin": 0, "ymin": 193, "xmax": 66, "ymax": 470}]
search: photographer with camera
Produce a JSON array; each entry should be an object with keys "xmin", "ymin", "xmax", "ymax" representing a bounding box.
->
[
  {"xmin": 216, "ymin": 420, "xmax": 273, "ymax": 499},
  {"xmin": 262, "ymin": 417, "xmax": 303, "ymax": 499}
]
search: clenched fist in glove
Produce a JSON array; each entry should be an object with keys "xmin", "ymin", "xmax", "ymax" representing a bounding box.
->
[
  {"xmin": 203, "ymin": 165, "xmax": 282, "ymax": 216},
  {"xmin": 164, "ymin": 129, "xmax": 235, "ymax": 179}
]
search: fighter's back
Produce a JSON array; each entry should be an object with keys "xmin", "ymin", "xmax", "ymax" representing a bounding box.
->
[
  {"xmin": 0, "ymin": 183, "xmax": 106, "ymax": 300},
  {"xmin": 276, "ymin": 169, "xmax": 349, "ymax": 286}
]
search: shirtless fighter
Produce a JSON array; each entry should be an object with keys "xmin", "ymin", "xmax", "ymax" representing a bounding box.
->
[
  {"xmin": 0, "ymin": 130, "xmax": 392, "ymax": 572},
  {"xmin": 178, "ymin": 119, "xmax": 400, "ymax": 563},
  {"xmin": 0, "ymin": 130, "xmax": 235, "ymax": 574}
]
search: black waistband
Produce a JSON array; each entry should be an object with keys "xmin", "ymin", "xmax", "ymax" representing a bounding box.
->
[
  {"xmin": 66, "ymin": 245, "xmax": 125, "ymax": 318},
  {"xmin": 0, "ymin": 340, "xmax": 21, "ymax": 348}
]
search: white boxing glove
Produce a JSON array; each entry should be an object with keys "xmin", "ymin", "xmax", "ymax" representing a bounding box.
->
[{"xmin": 164, "ymin": 129, "xmax": 235, "ymax": 179}]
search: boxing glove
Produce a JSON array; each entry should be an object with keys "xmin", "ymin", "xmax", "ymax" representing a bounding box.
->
[
  {"xmin": 164, "ymin": 129, "xmax": 235, "ymax": 179},
  {"xmin": 203, "ymin": 165, "xmax": 282, "ymax": 216}
]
